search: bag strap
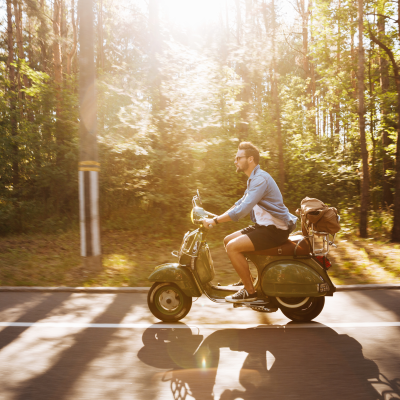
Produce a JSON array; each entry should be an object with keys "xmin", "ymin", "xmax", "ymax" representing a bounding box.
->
[{"xmin": 306, "ymin": 208, "xmax": 328, "ymax": 224}]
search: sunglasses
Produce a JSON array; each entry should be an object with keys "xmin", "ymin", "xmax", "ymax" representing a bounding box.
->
[{"xmin": 234, "ymin": 156, "xmax": 248, "ymax": 162}]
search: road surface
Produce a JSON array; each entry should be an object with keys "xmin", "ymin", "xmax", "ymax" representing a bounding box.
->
[{"xmin": 0, "ymin": 290, "xmax": 399, "ymax": 399}]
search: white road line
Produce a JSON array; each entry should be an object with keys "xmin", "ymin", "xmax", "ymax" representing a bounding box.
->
[{"xmin": 0, "ymin": 321, "xmax": 400, "ymax": 329}]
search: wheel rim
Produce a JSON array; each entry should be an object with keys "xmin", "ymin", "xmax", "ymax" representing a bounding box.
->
[
  {"xmin": 155, "ymin": 285, "xmax": 184, "ymax": 315},
  {"xmin": 159, "ymin": 289, "xmax": 180, "ymax": 311},
  {"xmin": 276, "ymin": 297, "xmax": 310, "ymax": 308}
]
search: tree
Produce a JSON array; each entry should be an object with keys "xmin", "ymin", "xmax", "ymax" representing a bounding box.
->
[
  {"xmin": 6, "ymin": 0, "xmax": 19, "ymax": 191},
  {"xmin": 369, "ymin": 20, "xmax": 400, "ymax": 241},
  {"xmin": 358, "ymin": 0, "xmax": 369, "ymax": 237}
]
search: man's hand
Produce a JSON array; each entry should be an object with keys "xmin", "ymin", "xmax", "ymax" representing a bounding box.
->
[{"xmin": 202, "ymin": 218, "xmax": 216, "ymax": 229}]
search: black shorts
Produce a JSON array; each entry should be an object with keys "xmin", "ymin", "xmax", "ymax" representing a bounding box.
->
[{"xmin": 241, "ymin": 224, "xmax": 290, "ymax": 251}]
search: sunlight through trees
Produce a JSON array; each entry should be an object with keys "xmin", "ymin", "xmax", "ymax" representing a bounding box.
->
[{"xmin": 0, "ymin": 0, "xmax": 399, "ymax": 241}]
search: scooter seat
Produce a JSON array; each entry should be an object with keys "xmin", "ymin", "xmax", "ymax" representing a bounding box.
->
[{"xmin": 252, "ymin": 237, "xmax": 311, "ymax": 257}]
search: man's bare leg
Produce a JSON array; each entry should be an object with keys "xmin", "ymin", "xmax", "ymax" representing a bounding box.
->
[
  {"xmin": 223, "ymin": 230, "xmax": 243, "ymax": 249},
  {"xmin": 225, "ymin": 235, "xmax": 255, "ymax": 294}
]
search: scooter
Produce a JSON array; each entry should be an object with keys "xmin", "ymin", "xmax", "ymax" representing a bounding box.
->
[{"xmin": 147, "ymin": 190, "xmax": 337, "ymax": 322}]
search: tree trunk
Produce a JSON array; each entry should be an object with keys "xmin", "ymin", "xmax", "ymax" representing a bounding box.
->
[
  {"xmin": 98, "ymin": 0, "xmax": 104, "ymax": 69},
  {"xmin": 369, "ymin": 25, "xmax": 400, "ymax": 241},
  {"xmin": 27, "ymin": 14, "xmax": 33, "ymax": 68},
  {"xmin": 394, "ymin": 94, "xmax": 400, "ymax": 241},
  {"xmin": 237, "ymin": 63, "xmax": 250, "ymax": 141},
  {"xmin": 310, "ymin": 2, "xmax": 316, "ymax": 109},
  {"xmin": 368, "ymin": 46, "xmax": 378, "ymax": 210},
  {"xmin": 14, "ymin": 0, "xmax": 29, "ymax": 89},
  {"xmin": 394, "ymin": 0, "xmax": 400, "ymax": 240},
  {"xmin": 271, "ymin": 0, "xmax": 285, "ymax": 193},
  {"xmin": 7, "ymin": 0, "xmax": 19, "ymax": 190},
  {"xmin": 334, "ymin": 0, "xmax": 341, "ymax": 149},
  {"xmin": 67, "ymin": 0, "xmax": 77, "ymax": 76},
  {"xmin": 299, "ymin": 0, "xmax": 309, "ymax": 79},
  {"xmin": 53, "ymin": 0, "xmax": 63, "ymax": 88},
  {"xmin": 40, "ymin": 0, "xmax": 47, "ymax": 71},
  {"xmin": 61, "ymin": 0, "xmax": 68, "ymax": 70},
  {"xmin": 358, "ymin": 0, "xmax": 369, "ymax": 237},
  {"xmin": 351, "ymin": 14, "xmax": 357, "ymax": 98},
  {"xmin": 12, "ymin": 0, "xmax": 25, "ymax": 102},
  {"xmin": 377, "ymin": 16, "xmax": 393, "ymax": 207},
  {"xmin": 53, "ymin": 0, "xmax": 64, "ymax": 163}
]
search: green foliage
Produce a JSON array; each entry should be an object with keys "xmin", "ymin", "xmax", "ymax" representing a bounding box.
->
[{"xmin": 0, "ymin": 0, "xmax": 397, "ymax": 236}]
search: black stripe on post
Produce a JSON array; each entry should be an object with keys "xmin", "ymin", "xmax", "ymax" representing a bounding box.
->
[{"xmin": 84, "ymin": 170, "xmax": 92, "ymax": 257}]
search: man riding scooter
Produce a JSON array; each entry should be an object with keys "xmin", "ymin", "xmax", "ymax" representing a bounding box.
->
[{"xmin": 202, "ymin": 142, "xmax": 297, "ymax": 303}]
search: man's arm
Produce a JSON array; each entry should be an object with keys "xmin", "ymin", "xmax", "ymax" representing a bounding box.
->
[
  {"xmin": 202, "ymin": 204, "xmax": 234, "ymax": 228},
  {"xmin": 217, "ymin": 204, "xmax": 237, "ymax": 221},
  {"xmin": 227, "ymin": 176, "xmax": 267, "ymax": 221},
  {"xmin": 203, "ymin": 179, "xmax": 266, "ymax": 228}
]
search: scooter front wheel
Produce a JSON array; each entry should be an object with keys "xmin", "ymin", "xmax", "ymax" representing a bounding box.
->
[
  {"xmin": 148, "ymin": 282, "xmax": 192, "ymax": 322},
  {"xmin": 278, "ymin": 296, "xmax": 325, "ymax": 322}
]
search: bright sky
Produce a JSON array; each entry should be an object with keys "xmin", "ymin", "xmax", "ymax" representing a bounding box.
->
[
  {"xmin": 163, "ymin": 0, "xmax": 224, "ymax": 26},
  {"xmin": 160, "ymin": 0, "xmax": 296, "ymax": 29}
]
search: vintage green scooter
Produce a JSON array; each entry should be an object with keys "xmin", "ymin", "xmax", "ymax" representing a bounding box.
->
[{"xmin": 147, "ymin": 190, "xmax": 337, "ymax": 322}]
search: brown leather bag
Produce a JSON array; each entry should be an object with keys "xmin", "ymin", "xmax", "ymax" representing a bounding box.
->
[{"xmin": 297, "ymin": 197, "xmax": 340, "ymax": 236}]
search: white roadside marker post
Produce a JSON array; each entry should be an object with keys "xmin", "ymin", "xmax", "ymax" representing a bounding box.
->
[{"xmin": 78, "ymin": 0, "xmax": 102, "ymax": 270}]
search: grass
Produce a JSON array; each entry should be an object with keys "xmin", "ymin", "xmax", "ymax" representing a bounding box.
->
[
  {"xmin": 1, "ymin": 226, "xmax": 400, "ymax": 287},
  {"xmin": 326, "ymin": 236, "xmax": 400, "ymax": 284}
]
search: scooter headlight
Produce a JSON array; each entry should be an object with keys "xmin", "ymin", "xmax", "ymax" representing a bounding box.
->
[
  {"xmin": 191, "ymin": 207, "xmax": 207, "ymax": 224},
  {"xmin": 191, "ymin": 209, "xmax": 195, "ymax": 224}
]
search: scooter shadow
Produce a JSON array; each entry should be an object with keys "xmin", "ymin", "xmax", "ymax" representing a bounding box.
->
[{"xmin": 137, "ymin": 322, "xmax": 395, "ymax": 400}]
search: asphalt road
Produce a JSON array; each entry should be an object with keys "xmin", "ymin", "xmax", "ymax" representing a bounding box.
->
[{"xmin": 0, "ymin": 290, "xmax": 399, "ymax": 400}]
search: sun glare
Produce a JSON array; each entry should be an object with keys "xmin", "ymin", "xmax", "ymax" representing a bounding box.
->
[{"xmin": 162, "ymin": 0, "xmax": 224, "ymax": 28}]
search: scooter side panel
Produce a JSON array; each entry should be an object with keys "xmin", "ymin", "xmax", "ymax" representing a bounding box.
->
[
  {"xmin": 148, "ymin": 263, "xmax": 201, "ymax": 297},
  {"xmin": 196, "ymin": 244, "xmax": 215, "ymax": 283},
  {"xmin": 260, "ymin": 260, "xmax": 324, "ymax": 297}
]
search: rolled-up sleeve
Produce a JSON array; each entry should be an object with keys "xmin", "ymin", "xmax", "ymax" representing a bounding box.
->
[
  {"xmin": 234, "ymin": 195, "xmax": 245, "ymax": 207},
  {"xmin": 228, "ymin": 176, "xmax": 267, "ymax": 221}
]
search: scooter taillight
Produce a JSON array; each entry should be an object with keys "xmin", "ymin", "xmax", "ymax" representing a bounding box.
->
[{"xmin": 314, "ymin": 256, "xmax": 332, "ymax": 270}]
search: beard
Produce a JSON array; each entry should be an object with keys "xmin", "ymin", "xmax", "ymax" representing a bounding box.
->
[{"xmin": 236, "ymin": 160, "xmax": 249, "ymax": 173}]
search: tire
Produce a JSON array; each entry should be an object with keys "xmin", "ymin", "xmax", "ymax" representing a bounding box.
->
[
  {"xmin": 147, "ymin": 282, "xmax": 192, "ymax": 322},
  {"xmin": 278, "ymin": 296, "xmax": 325, "ymax": 322}
]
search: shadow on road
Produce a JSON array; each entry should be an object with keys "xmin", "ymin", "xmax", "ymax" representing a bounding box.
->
[
  {"xmin": 0, "ymin": 293, "xmax": 72, "ymax": 353},
  {"xmin": 11, "ymin": 293, "xmax": 136, "ymax": 400},
  {"xmin": 138, "ymin": 322, "xmax": 400, "ymax": 400}
]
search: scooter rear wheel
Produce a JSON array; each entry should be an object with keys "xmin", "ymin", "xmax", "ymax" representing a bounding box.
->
[
  {"xmin": 148, "ymin": 282, "xmax": 192, "ymax": 322},
  {"xmin": 278, "ymin": 296, "xmax": 325, "ymax": 322}
]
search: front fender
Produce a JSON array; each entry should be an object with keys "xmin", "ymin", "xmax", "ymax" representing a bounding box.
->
[{"xmin": 148, "ymin": 263, "xmax": 201, "ymax": 297}]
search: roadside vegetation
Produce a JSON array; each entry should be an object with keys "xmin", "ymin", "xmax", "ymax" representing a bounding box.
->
[
  {"xmin": 2, "ymin": 0, "xmax": 400, "ymax": 284},
  {"xmin": 1, "ymin": 0, "xmax": 400, "ymax": 243},
  {"xmin": 1, "ymin": 211, "xmax": 399, "ymax": 287}
]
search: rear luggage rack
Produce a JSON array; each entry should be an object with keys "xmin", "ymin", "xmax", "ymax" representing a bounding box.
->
[
  {"xmin": 290, "ymin": 223, "xmax": 338, "ymax": 258},
  {"xmin": 309, "ymin": 224, "xmax": 337, "ymax": 257}
]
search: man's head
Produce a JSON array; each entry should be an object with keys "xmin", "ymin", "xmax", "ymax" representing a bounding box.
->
[{"xmin": 234, "ymin": 142, "xmax": 260, "ymax": 175}]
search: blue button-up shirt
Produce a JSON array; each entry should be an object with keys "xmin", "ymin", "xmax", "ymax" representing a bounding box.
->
[{"xmin": 227, "ymin": 165, "xmax": 297, "ymax": 231}]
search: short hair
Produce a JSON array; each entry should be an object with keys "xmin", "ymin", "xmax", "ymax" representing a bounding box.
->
[{"xmin": 238, "ymin": 142, "xmax": 260, "ymax": 164}]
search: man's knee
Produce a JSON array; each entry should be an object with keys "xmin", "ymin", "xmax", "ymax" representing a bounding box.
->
[
  {"xmin": 225, "ymin": 240, "xmax": 238, "ymax": 254},
  {"xmin": 223, "ymin": 235, "xmax": 231, "ymax": 248},
  {"xmin": 226, "ymin": 235, "xmax": 255, "ymax": 254}
]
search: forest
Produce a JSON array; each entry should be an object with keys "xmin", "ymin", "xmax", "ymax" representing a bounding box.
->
[{"xmin": 1, "ymin": 0, "xmax": 400, "ymax": 242}]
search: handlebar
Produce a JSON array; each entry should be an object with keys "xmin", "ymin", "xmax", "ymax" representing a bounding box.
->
[{"xmin": 201, "ymin": 212, "xmax": 217, "ymax": 229}]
